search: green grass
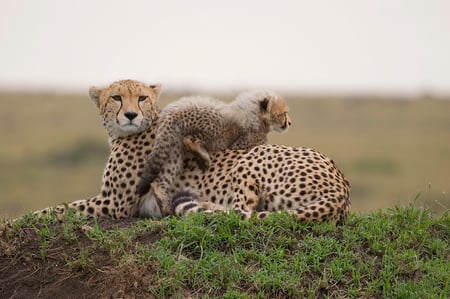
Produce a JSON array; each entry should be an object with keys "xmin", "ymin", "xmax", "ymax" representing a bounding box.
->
[{"xmin": 1, "ymin": 207, "xmax": 448, "ymax": 298}]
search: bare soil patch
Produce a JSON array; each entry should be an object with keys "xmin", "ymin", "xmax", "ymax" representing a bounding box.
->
[{"xmin": 0, "ymin": 218, "xmax": 162, "ymax": 299}]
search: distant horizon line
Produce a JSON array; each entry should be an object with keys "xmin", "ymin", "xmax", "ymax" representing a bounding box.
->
[{"xmin": 1, "ymin": 83, "xmax": 449, "ymax": 100}]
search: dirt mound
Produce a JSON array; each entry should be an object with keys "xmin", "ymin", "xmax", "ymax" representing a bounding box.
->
[
  {"xmin": 0, "ymin": 217, "xmax": 161, "ymax": 299},
  {"xmin": 2, "ymin": 208, "xmax": 448, "ymax": 298}
]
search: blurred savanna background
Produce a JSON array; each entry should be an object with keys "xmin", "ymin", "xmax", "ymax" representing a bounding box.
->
[{"xmin": 1, "ymin": 0, "xmax": 449, "ymax": 218}]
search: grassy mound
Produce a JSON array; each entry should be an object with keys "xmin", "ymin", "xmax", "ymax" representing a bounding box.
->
[{"xmin": 1, "ymin": 206, "xmax": 448, "ymax": 298}]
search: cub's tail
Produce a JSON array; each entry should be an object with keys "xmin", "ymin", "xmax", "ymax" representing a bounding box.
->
[{"xmin": 171, "ymin": 189, "xmax": 204, "ymax": 216}]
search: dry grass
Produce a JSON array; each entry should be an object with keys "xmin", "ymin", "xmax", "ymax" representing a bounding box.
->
[{"xmin": 0, "ymin": 91, "xmax": 449, "ymax": 218}]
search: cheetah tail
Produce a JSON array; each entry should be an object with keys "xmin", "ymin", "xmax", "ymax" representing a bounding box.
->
[{"xmin": 171, "ymin": 188, "xmax": 203, "ymax": 216}]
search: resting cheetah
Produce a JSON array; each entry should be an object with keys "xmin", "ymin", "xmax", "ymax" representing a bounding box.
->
[
  {"xmin": 32, "ymin": 79, "xmax": 164, "ymax": 219},
  {"xmin": 172, "ymin": 145, "xmax": 350, "ymax": 223},
  {"xmin": 136, "ymin": 90, "xmax": 291, "ymax": 216},
  {"xmin": 11, "ymin": 79, "xmax": 349, "ymax": 224}
]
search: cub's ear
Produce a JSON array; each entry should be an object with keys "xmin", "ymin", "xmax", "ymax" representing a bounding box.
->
[
  {"xmin": 149, "ymin": 83, "xmax": 162, "ymax": 97},
  {"xmin": 89, "ymin": 86, "xmax": 102, "ymax": 108},
  {"xmin": 259, "ymin": 97, "xmax": 270, "ymax": 112}
]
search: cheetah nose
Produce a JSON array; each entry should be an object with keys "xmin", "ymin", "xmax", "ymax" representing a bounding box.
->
[
  {"xmin": 124, "ymin": 112, "xmax": 138, "ymax": 120},
  {"xmin": 281, "ymin": 121, "xmax": 291, "ymax": 130}
]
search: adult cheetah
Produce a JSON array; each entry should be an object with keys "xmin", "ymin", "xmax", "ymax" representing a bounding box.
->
[
  {"xmin": 172, "ymin": 145, "xmax": 350, "ymax": 223},
  {"xmin": 137, "ymin": 90, "xmax": 291, "ymax": 216},
  {"xmin": 33, "ymin": 79, "xmax": 163, "ymax": 219}
]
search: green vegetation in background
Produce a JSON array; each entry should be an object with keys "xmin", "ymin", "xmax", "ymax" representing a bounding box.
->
[{"xmin": 0, "ymin": 92, "xmax": 449, "ymax": 217}]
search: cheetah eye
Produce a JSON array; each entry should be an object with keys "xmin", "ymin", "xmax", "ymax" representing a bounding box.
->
[
  {"xmin": 138, "ymin": 95, "xmax": 148, "ymax": 102},
  {"xmin": 112, "ymin": 95, "xmax": 122, "ymax": 102}
]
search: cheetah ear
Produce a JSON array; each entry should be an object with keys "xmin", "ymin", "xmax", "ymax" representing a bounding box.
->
[
  {"xmin": 89, "ymin": 86, "xmax": 102, "ymax": 108},
  {"xmin": 149, "ymin": 84, "xmax": 162, "ymax": 97},
  {"xmin": 259, "ymin": 97, "xmax": 270, "ymax": 112}
]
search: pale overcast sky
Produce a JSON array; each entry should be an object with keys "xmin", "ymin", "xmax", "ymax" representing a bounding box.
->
[{"xmin": 1, "ymin": 0, "xmax": 449, "ymax": 93}]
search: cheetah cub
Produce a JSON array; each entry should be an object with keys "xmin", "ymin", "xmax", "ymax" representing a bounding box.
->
[{"xmin": 136, "ymin": 90, "xmax": 291, "ymax": 215}]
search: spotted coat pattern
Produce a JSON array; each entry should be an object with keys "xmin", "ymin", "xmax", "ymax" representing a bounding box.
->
[{"xmin": 31, "ymin": 79, "xmax": 350, "ymax": 224}]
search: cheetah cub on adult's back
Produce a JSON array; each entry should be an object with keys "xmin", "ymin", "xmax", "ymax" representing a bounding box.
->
[{"xmin": 137, "ymin": 90, "xmax": 291, "ymax": 215}]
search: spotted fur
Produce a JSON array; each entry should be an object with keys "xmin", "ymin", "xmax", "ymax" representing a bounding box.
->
[
  {"xmin": 35, "ymin": 79, "xmax": 163, "ymax": 219},
  {"xmin": 136, "ymin": 90, "xmax": 291, "ymax": 215},
  {"xmin": 172, "ymin": 145, "xmax": 350, "ymax": 223},
  {"xmin": 19, "ymin": 79, "xmax": 349, "ymax": 225}
]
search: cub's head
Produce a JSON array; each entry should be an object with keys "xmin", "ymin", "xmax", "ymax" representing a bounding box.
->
[
  {"xmin": 234, "ymin": 90, "xmax": 291, "ymax": 133},
  {"xmin": 89, "ymin": 80, "xmax": 161, "ymax": 140}
]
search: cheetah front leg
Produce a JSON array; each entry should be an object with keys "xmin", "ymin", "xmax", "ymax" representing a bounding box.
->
[
  {"xmin": 35, "ymin": 194, "xmax": 137, "ymax": 220},
  {"xmin": 2, "ymin": 196, "xmax": 102, "ymax": 230},
  {"xmin": 1, "ymin": 195, "xmax": 133, "ymax": 235}
]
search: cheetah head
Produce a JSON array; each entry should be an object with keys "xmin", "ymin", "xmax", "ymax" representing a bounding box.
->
[
  {"xmin": 234, "ymin": 90, "xmax": 292, "ymax": 133},
  {"xmin": 89, "ymin": 79, "xmax": 161, "ymax": 140},
  {"xmin": 259, "ymin": 92, "xmax": 291, "ymax": 133}
]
